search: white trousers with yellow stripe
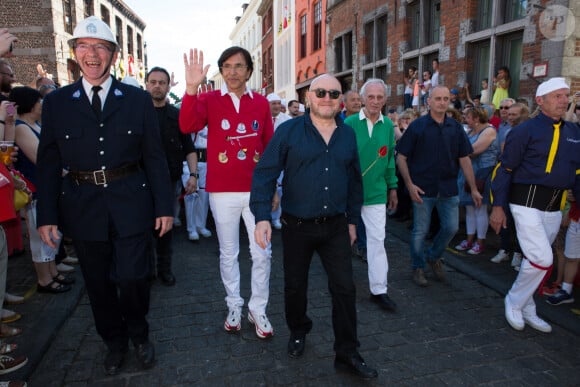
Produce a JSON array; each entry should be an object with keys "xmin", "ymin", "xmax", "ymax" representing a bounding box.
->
[{"xmin": 507, "ymin": 204, "xmax": 561, "ymax": 312}]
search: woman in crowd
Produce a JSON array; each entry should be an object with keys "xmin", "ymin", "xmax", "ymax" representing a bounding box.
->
[
  {"xmin": 455, "ymin": 107, "xmax": 499, "ymax": 255},
  {"xmin": 10, "ymin": 86, "xmax": 73, "ymax": 294}
]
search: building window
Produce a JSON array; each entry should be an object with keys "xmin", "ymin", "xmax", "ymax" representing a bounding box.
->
[
  {"xmin": 84, "ymin": 0, "xmax": 93, "ymax": 18},
  {"xmin": 115, "ymin": 17, "xmax": 123, "ymax": 55},
  {"xmin": 409, "ymin": 3, "xmax": 420, "ymax": 50},
  {"xmin": 63, "ymin": 0, "xmax": 74, "ymax": 34},
  {"xmin": 334, "ymin": 31, "xmax": 353, "ymax": 73},
  {"xmin": 100, "ymin": 5, "xmax": 110, "ymax": 26},
  {"xmin": 477, "ymin": 0, "xmax": 493, "ymax": 31},
  {"xmin": 497, "ymin": 32, "xmax": 523, "ymax": 98},
  {"xmin": 137, "ymin": 33, "xmax": 143, "ymax": 60},
  {"xmin": 503, "ymin": 0, "xmax": 527, "ymax": 23},
  {"xmin": 262, "ymin": 5, "xmax": 273, "ymax": 37},
  {"xmin": 470, "ymin": 40, "xmax": 491, "ymax": 97},
  {"xmin": 127, "ymin": 26, "xmax": 134, "ymax": 56},
  {"xmin": 427, "ymin": 0, "xmax": 441, "ymax": 45},
  {"xmin": 364, "ymin": 13, "xmax": 388, "ymax": 63},
  {"xmin": 300, "ymin": 14, "xmax": 307, "ymax": 58},
  {"xmin": 313, "ymin": 1, "xmax": 322, "ymax": 52}
]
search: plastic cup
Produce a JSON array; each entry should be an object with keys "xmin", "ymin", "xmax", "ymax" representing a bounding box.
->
[{"xmin": 0, "ymin": 141, "xmax": 15, "ymax": 165}]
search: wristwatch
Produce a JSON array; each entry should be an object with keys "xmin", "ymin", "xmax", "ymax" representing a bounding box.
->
[{"xmin": 189, "ymin": 172, "xmax": 199, "ymax": 178}]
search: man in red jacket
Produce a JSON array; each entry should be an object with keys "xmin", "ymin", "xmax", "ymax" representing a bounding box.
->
[{"xmin": 179, "ymin": 46, "xmax": 275, "ymax": 339}]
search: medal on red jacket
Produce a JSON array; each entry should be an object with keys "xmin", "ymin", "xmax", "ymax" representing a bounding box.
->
[
  {"xmin": 236, "ymin": 123, "xmax": 247, "ymax": 134},
  {"xmin": 218, "ymin": 151, "xmax": 228, "ymax": 163},
  {"xmin": 237, "ymin": 148, "xmax": 247, "ymax": 160},
  {"xmin": 221, "ymin": 119, "xmax": 230, "ymax": 130},
  {"xmin": 253, "ymin": 151, "xmax": 260, "ymax": 163}
]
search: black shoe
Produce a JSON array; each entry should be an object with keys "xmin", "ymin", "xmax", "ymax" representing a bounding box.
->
[
  {"xmin": 53, "ymin": 273, "xmax": 75, "ymax": 285},
  {"xmin": 370, "ymin": 293, "xmax": 397, "ymax": 311},
  {"xmin": 334, "ymin": 353, "xmax": 378, "ymax": 379},
  {"xmin": 135, "ymin": 341, "xmax": 155, "ymax": 369},
  {"xmin": 158, "ymin": 271, "xmax": 176, "ymax": 286},
  {"xmin": 287, "ymin": 333, "xmax": 306, "ymax": 358},
  {"xmin": 104, "ymin": 349, "xmax": 126, "ymax": 375}
]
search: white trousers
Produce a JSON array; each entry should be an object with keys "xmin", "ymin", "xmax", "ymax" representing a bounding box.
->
[
  {"xmin": 507, "ymin": 204, "xmax": 561, "ymax": 311},
  {"xmin": 182, "ymin": 162, "xmax": 210, "ymax": 232},
  {"xmin": 465, "ymin": 204, "xmax": 489, "ymax": 239},
  {"xmin": 362, "ymin": 204, "xmax": 389, "ymax": 295},
  {"xmin": 209, "ymin": 192, "xmax": 272, "ymax": 314}
]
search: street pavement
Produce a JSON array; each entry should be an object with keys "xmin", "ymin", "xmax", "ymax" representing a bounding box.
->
[{"xmin": 3, "ymin": 214, "xmax": 580, "ymax": 386}]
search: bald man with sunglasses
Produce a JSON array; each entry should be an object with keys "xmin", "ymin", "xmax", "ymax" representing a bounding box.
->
[{"xmin": 250, "ymin": 74, "xmax": 377, "ymax": 379}]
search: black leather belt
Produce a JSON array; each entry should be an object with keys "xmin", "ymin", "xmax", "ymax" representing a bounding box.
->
[
  {"xmin": 195, "ymin": 149, "xmax": 206, "ymax": 163},
  {"xmin": 282, "ymin": 212, "xmax": 345, "ymax": 225},
  {"xmin": 69, "ymin": 163, "xmax": 140, "ymax": 185},
  {"xmin": 510, "ymin": 183, "xmax": 564, "ymax": 212}
]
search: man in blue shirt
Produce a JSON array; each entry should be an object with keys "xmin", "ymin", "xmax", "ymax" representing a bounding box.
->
[
  {"xmin": 490, "ymin": 77, "xmax": 580, "ymax": 333},
  {"xmin": 250, "ymin": 74, "xmax": 377, "ymax": 380},
  {"xmin": 396, "ymin": 86, "xmax": 482, "ymax": 287}
]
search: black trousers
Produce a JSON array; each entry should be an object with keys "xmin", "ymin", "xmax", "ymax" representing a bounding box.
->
[
  {"xmin": 281, "ymin": 213, "xmax": 359, "ymax": 357},
  {"xmin": 74, "ymin": 229, "xmax": 153, "ymax": 352}
]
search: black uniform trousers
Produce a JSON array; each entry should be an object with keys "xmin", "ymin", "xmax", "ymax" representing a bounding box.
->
[
  {"xmin": 74, "ymin": 224, "xmax": 153, "ymax": 352},
  {"xmin": 281, "ymin": 213, "xmax": 359, "ymax": 357}
]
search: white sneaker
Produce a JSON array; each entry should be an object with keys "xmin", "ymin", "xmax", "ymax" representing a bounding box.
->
[
  {"xmin": 272, "ymin": 219, "xmax": 282, "ymax": 230},
  {"xmin": 490, "ymin": 249, "xmax": 509, "ymax": 263},
  {"xmin": 188, "ymin": 231, "xmax": 199, "ymax": 241},
  {"xmin": 56, "ymin": 263, "xmax": 75, "ymax": 273},
  {"xmin": 3, "ymin": 293, "xmax": 24, "ymax": 305},
  {"xmin": 522, "ymin": 312, "xmax": 552, "ymax": 333},
  {"xmin": 224, "ymin": 308, "xmax": 242, "ymax": 332},
  {"xmin": 248, "ymin": 311, "xmax": 273, "ymax": 339},
  {"xmin": 62, "ymin": 256, "xmax": 79, "ymax": 265},
  {"xmin": 504, "ymin": 297, "xmax": 524, "ymax": 331},
  {"xmin": 197, "ymin": 228, "xmax": 212, "ymax": 238},
  {"xmin": 511, "ymin": 252, "xmax": 523, "ymax": 271}
]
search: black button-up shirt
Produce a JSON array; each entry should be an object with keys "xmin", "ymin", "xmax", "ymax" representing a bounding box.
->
[
  {"xmin": 396, "ymin": 113, "xmax": 473, "ymax": 198},
  {"xmin": 250, "ymin": 112, "xmax": 363, "ymax": 224}
]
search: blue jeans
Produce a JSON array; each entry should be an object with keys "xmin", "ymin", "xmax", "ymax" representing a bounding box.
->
[{"xmin": 411, "ymin": 196, "xmax": 459, "ymax": 269}]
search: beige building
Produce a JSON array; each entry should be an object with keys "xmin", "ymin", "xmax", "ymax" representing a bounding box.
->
[{"xmin": 0, "ymin": 0, "xmax": 145, "ymax": 87}]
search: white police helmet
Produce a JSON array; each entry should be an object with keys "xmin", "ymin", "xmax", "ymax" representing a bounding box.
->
[{"xmin": 68, "ymin": 16, "xmax": 119, "ymax": 50}]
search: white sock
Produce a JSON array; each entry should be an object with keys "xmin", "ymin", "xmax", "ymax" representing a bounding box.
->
[{"xmin": 561, "ymin": 282, "xmax": 573, "ymax": 294}]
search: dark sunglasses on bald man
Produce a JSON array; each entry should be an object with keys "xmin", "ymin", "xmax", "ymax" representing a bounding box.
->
[{"xmin": 311, "ymin": 88, "xmax": 341, "ymax": 100}]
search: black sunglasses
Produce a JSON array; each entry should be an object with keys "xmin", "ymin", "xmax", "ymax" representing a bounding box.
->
[{"xmin": 311, "ymin": 88, "xmax": 341, "ymax": 100}]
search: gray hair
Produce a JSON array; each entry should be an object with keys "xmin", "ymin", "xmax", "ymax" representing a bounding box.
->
[
  {"xmin": 500, "ymin": 98, "xmax": 516, "ymax": 106},
  {"xmin": 360, "ymin": 78, "xmax": 387, "ymax": 97}
]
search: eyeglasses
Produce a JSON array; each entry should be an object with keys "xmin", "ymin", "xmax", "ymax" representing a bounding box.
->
[
  {"xmin": 0, "ymin": 71, "xmax": 14, "ymax": 78},
  {"xmin": 311, "ymin": 88, "xmax": 341, "ymax": 100},
  {"xmin": 220, "ymin": 64, "xmax": 248, "ymax": 72},
  {"xmin": 74, "ymin": 43, "xmax": 113, "ymax": 54},
  {"xmin": 499, "ymin": 106, "xmax": 511, "ymax": 110}
]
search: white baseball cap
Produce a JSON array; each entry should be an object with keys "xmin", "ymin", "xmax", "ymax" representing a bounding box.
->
[
  {"xmin": 536, "ymin": 77, "xmax": 569, "ymax": 97},
  {"xmin": 267, "ymin": 93, "xmax": 281, "ymax": 102}
]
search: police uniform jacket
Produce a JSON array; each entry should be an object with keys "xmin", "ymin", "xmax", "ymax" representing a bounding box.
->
[{"xmin": 36, "ymin": 77, "xmax": 173, "ymax": 241}]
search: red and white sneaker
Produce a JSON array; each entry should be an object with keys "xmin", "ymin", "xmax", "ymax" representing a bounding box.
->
[
  {"xmin": 224, "ymin": 308, "xmax": 242, "ymax": 332},
  {"xmin": 454, "ymin": 240, "xmax": 472, "ymax": 251},
  {"xmin": 467, "ymin": 242, "xmax": 484, "ymax": 255},
  {"xmin": 542, "ymin": 282, "xmax": 562, "ymax": 296},
  {"xmin": 248, "ymin": 311, "xmax": 273, "ymax": 339}
]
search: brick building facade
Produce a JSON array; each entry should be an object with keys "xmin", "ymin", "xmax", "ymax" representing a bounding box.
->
[
  {"xmin": 1, "ymin": 0, "xmax": 145, "ymax": 87},
  {"xmin": 326, "ymin": 0, "xmax": 580, "ymax": 111}
]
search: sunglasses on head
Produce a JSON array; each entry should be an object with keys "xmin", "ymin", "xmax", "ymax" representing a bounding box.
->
[{"xmin": 311, "ymin": 88, "xmax": 341, "ymax": 99}]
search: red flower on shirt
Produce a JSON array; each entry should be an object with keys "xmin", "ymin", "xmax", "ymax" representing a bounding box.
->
[{"xmin": 362, "ymin": 145, "xmax": 388, "ymax": 177}]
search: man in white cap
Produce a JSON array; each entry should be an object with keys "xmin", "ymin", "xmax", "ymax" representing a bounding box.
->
[
  {"xmin": 37, "ymin": 16, "xmax": 173, "ymax": 374},
  {"xmin": 490, "ymin": 77, "xmax": 580, "ymax": 333},
  {"xmin": 266, "ymin": 92, "xmax": 291, "ymax": 229}
]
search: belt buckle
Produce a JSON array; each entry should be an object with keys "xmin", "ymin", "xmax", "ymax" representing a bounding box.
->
[{"xmin": 93, "ymin": 170, "xmax": 107, "ymax": 185}]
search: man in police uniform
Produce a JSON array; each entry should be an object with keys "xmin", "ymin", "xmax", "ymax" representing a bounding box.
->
[
  {"xmin": 490, "ymin": 77, "xmax": 580, "ymax": 333},
  {"xmin": 36, "ymin": 16, "xmax": 173, "ymax": 374}
]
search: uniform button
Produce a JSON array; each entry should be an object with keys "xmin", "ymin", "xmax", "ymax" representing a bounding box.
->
[
  {"xmin": 323, "ymin": 205, "xmax": 327, "ymax": 209},
  {"xmin": 99, "ymin": 151, "xmax": 104, "ymax": 155},
  {"xmin": 142, "ymin": 183, "xmax": 146, "ymax": 187},
  {"xmin": 99, "ymin": 123, "xmax": 104, "ymax": 128},
  {"xmin": 103, "ymin": 184, "xmax": 108, "ymax": 188},
  {"xmin": 101, "ymin": 166, "xmax": 106, "ymax": 170},
  {"xmin": 128, "ymin": 130, "xmax": 132, "ymax": 134},
  {"xmin": 325, "ymin": 168, "xmax": 328, "ymax": 171},
  {"xmin": 324, "ymin": 187, "xmax": 328, "ymax": 190},
  {"xmin": 99, "ymin": 137, "xmax": 104, "ymax": 141},
  {"xmin": 65, "ymin": 135, "xmax": 69, "ymax": 139}
]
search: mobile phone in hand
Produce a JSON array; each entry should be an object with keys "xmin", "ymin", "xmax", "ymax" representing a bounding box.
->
[{"xmin": 6, "ymin": 103, "xmax": 16, "ymax": 116}]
